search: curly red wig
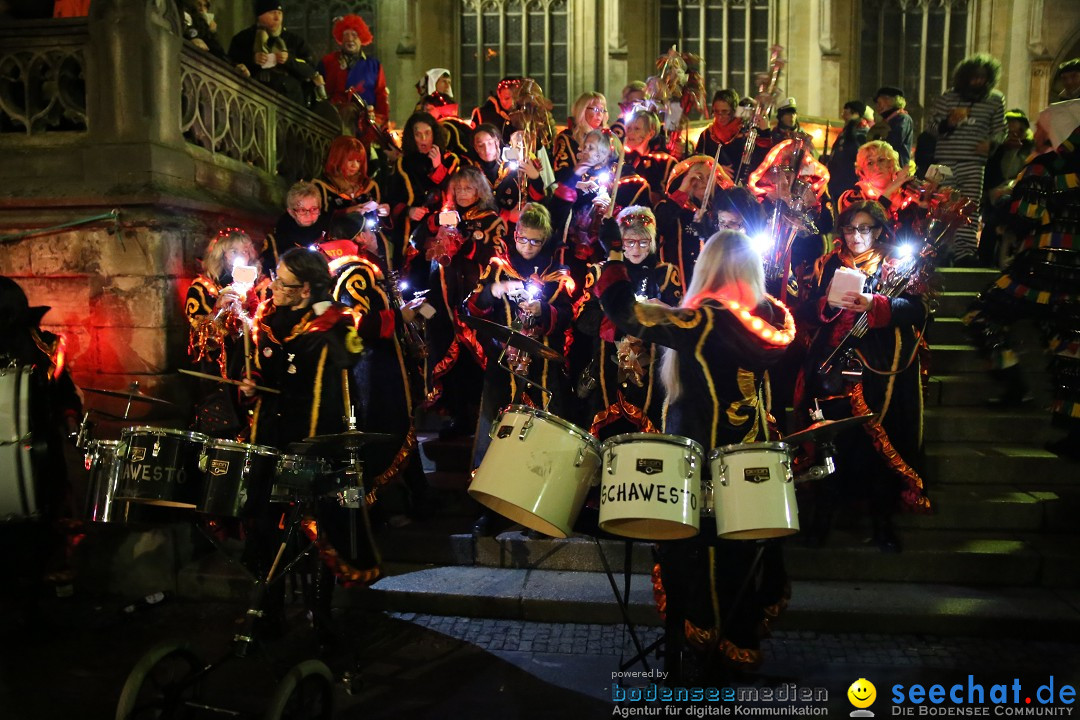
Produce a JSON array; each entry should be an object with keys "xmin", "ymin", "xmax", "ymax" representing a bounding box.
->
[{"xmin": 333, "ymin": 14, "xmax": 373, "ymax": 46}]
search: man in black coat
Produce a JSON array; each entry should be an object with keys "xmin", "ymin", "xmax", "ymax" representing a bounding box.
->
[{"xmin": 228, "ymin": 0, "xmax": 324, "ymax": 107}]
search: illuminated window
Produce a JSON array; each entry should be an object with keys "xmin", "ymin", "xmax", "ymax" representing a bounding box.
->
[
  {"xmin": 459, "ymin": 0, "xmax": 570, "ymax": 121},
  {"xmin": 658, "ymin": 0, "xmax": 775, "ymax": 100}
]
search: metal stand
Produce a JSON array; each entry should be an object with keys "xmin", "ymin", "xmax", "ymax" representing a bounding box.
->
[{"xmin": 591, "ymin": 537, "xmax": 659, "ymax": 673}]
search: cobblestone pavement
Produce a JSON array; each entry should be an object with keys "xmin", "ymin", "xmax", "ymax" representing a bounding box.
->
[{"xmin": 390, "ymin": 612, "xmax": 1080, "ymax": 671}]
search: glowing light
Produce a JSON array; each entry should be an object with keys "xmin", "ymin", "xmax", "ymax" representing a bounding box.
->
[
  {"xmin": 751, "ymin": 232, "xmax": 774, "ymax": 257},
  {"xmin": 308, "ymin": 244, "xmax": 320, "ymax": 252},
  {"xmin": 398, "ymin": 280, "xmax": 409, "ymax": 291},
  {"xmin": 751, "ymin": 318, "xmax": 763, "ymax": 330},
  {"xmin": 231, "ymin": 256, "xmax": 246, "ymax": 269},
  {"xmin": 740, "ymin": 310, "xmax": 752, "ymax": 320},
  {"xmin": 508, "ymin": 161, "xmax": 519, "ymax": 171},
  {"xmin": 896, "ymin": 242, "xmax": 916, "ymax": 259},
  {"xmin": 597, "ymin": 172, "xmax": 611, "ymax": 185},
  {"xmin": 365, "ymin": 217, "xmax": 378, "ymax": 229},
  {"xmin": 526, "ymin": 282, "xmax": 541, "ymax": 300}
]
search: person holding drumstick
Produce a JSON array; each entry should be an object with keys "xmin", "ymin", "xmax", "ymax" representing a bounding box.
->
[{"xmin": 595, "ymin": 228, "xmax": 796, "ymax": 681}]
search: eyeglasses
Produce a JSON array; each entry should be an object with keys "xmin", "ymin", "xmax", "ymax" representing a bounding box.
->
[
  {"xmin": 585, "ymin": 106, "xmax": 607, "ymax": 115},
  {"xmin": 622, "ymin": 238, "xmax": 652, "ymax": 249},
  {"xmin": 514, "ymin": 233, "xmax": 545, "ymax": 247},
  {"xmin": 717, "ymin": 220, "xmax": 744, "ymax": 230},
  {"xmin": 840, "ymin": 224, "xmax": 880, "ymax": 236},
  {"xmin": 270, "ymin": 273, "xmax": 303, "ymax": 289},
  {"xmin": 290, "ymin": 206, "xmax": 321, "ymax": 217}
]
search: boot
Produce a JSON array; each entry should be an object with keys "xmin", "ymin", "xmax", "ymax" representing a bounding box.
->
[{"xmin": 988, "ymin": 365, "xmax": 1033, "ymax": 407}]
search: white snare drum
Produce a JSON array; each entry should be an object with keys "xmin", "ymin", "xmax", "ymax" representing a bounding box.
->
[
  {"xmin": 0, "ymin": 365, "xmax": 35, "ymax": 520},
  {"xmin": 598, "ymin": 433, "xmax": 703, "ymax": 540},
  {"xmin": 469, "ymin": 405, "xmax": 602, "ymax": 538},
  {"xmin": 707, "ymin": 441, "xmax": 798, "ymax": 540}
]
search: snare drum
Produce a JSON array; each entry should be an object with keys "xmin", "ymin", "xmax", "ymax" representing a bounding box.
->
[
  {"xmin": 115, "ymin": 427, "xmax": 208, "ymax": 508},
  {"xmin": 707, "ymin": 442, "xmax": 798, "ymax": 540},
  {"xmin": 0, "ymin": 365, "xmax": 35, "ymax": 520},
  {"xmin": 469, "ymin": 405, "xmax": 602, "ymax": 538},
  {"xmin": 272, "ymin": 454, "xmax": 324, "ymax": 501},
  {"xmin": 599, "ymin": 433, "xmax": 703, "ymax": 540},
  {"xmin": 84, "ymin": 440, "xmax": 125, "ymax": 523},
  {"xmin": 198, "ymin": 440, "xmax": 280, "ymax": 517}
]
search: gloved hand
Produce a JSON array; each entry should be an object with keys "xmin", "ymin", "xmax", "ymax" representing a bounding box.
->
[{"xmin": 599, "ymin": 217, "xmax": 622, "ymax": 254}]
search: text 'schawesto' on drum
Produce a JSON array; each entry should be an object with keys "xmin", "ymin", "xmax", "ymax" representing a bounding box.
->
[
  {"xmin": 598, "ymin": 433, "xmax": 703, "ymax": 540},
  {"xmin": 198, "ymin": 440, "xmax": 280, "ymax": 517},
  {"xmin": 115, "ymin": 427, "xmax": 208, "ymax": 508},
  {"xmin": 469, "ymin": 405, "xmax": 601, "ymax": 538},
  {"xmin": 708, "ymin": 441, "xmax": 798, "ymax": 540}
]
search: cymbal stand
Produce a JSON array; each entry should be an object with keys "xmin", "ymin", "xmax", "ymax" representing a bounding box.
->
[
  {"xmin": 122, "ymin": 381, "xmax": 139, "ymax": 420},
  {"xmin": 591, "ymin": 537, "xmax": 659, "ymax": 673},
  {"xmin": 497, "ymin": 345, "xmax": 552, "ymax": 400},
  {"xmin": 334, "ymin": 403, "xmax": 381, "ymax": 566}
]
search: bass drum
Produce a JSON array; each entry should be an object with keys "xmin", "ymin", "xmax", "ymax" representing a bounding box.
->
[
  {"xmin": 469, "ymin": 405, "xmax": 601, "ymax": 538},
  {"xmin": 115, "ymin": 427, "xmax": 208, "ymax": 508},
  {"xmin": 0, "ymin": 365, "xmax": 35, "ymax": 520},
  {"xmin": 707, "ymin": 441, "xmax": 798, "ymax": 540},
  {"xmin": 198, "ymin": 440, "xmax": 280, "ymax": 517},
  {"xmin": 598, "ymin": 433, "xmax": 703, "ymax": 540}
]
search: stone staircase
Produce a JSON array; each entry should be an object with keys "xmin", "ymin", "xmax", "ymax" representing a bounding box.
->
[{"xmin": 364, "ymin": 267, "xmax": 1080, "ymax": 639}]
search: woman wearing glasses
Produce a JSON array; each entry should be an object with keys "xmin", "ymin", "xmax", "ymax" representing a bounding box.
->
[
  {"xmin": 466, "ymin": 203, "xmax": 575, "ymax": 469},
  {"xmin": 262, "ymin": 181, "xmax": 330, "ymax": 274},
  {"xmin": 794, "ymin": 201, "xmax": 931, "ymax": 553},
  {"xmin": 552, "ymin": 92, "xmax": 610, "ymax": 173},
  {"xmin": 575, "ymin": 206, "xmax": 681, "ymax": 438}
]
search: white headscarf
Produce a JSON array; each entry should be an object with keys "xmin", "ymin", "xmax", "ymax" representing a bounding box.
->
[
  {"xmin": 1037, "ymin": 99, "xmax": 1080, "ymax": 150},
  {"xmin": 421, "ymin": 68, "xmax": 451, "ymax": 97}
]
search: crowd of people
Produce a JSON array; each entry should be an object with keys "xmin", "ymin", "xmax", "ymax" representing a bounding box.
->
[{"xmin": 6, "ymin": 6, "xmax": 1080, "ymax": 682}]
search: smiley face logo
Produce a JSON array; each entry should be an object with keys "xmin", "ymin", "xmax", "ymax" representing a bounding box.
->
[{"xmin": 848, "ymin": 678, "xmax": 877, "ymax": 713}]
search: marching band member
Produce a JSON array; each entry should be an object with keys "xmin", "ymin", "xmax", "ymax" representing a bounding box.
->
[
  {"xmin": 470, "ymin": 76, "xmax": 521, "ymax": 144},
  {"xmin": 576, "ymin": 207, "xmax": 681, "ymax": 438},
  {"xmin": 388, "ymin": 111, "xmax": 461, "ymax": 260},
  {"xmin": 551, "ymin": 128, "xmax": 651, "ymax": 293},
  {"xmin": 837, "ymin": 140, "xmax": 929, "ymax": 237},
  {"xmin": 466, "ymin": 203, "xmax": 574, "ymax": 466},
  {"xmin": 552, "ymin": 92, "xmax": 610, "ymax": 173},
  {"xmin": 262, "ymin": 181, "xmax": 328, "ymax": 274},
  {"xmin": 185, "ymin": 228, "xmax": 263, "ymax": 437},
  {"xmin": 622, "ymin": 108, "xmax": 676, "ymax": 204},
  {"xmin": 596, "ymin": 229, "xmax": 796, "ymax": 679},
  {"xmin": 417, "ymin": 92, "xmax": 474, "ymax": 160},
  {"xmin": 321, "ymin": 214, "xmax": 427, "ymax": 526},
  {"xmin": 468, "ymin": 123, "xmax": 547, "ymax": 227},
  {"xmin": 694, "ymin": 89, "xmax": 771, "ymax": 178},
  {"xmin": 314, "ymin": 135, "xmax": 382, "ymax": 211},
  {"xmin": 655, "ymin": 155, "xmax": 729, "ymax": 293},
  {"xmin": 793, "ymin": 201, "xmax": 931, "ymax": 552}
]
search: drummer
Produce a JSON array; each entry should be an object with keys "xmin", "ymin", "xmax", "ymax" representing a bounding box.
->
[
  {"xmin": 0, "ymin": 276, "xmax": 82, "ymax": 611},
  {"xmin": 239, "ymin": 248, "xmax": 375, "ymax": 639},
  {"xmin": 595, "ymin": 230, "xmax": 795, "ymax": 680},
  {"xmin": 465, "ymin": 203, "xmax": 574, "ymax": 535}
]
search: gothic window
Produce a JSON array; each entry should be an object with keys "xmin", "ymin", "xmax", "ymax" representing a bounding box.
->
[
  {"xmin": 658, "ymin": 0, "xmax": 775, "ymax": 100},
  {"xmin": 459, "ymin": 0, "xmax": 570, "ymax": 121},
  {"xmin": 859, "ymin": 0, "xmax": 971, "ymax": 125},
  {"xmin": 281, "ymin": 1, "xmax": 377, "ymax": 63}
]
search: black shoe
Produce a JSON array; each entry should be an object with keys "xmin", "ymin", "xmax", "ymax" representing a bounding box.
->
[{"xmin": 472, "ymin": 514, "xmax": 493, "ymax": 537}]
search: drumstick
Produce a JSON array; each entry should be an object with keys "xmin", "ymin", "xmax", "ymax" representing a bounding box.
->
[
  {"xmin": 242, "ymin": 321, "xmax": 253, "ymax": 381},
  {"xmin": 178, "ymin": 368, "xmax": 281, "ymax": 394},
  {"xmin": 341, "ymin": 368, "xmax": 353, "ymax": 425}
]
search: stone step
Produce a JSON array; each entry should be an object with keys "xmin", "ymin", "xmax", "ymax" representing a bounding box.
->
[
  {"xmin": 924, "ymin": 407, "xmax": 1058, "ymax": 444},
  {"xmin": 928, "ymin": 344, "xmax": 987, "ymax": 374},
  {"xmin": 924, "ymin": 442, "xmax": 1077, "ymax": 488},
  {"xmin": 365, "ymin": 568, "xmax": 1080, "ymax": 639},
  {"xmin": 936, "ymin": 291, "xmax": 978, "ymax": 318},
  {"xmin": 935, "ymin": 268, "xmax": 1001, "ymax": 295},
  {"xmin": 925, "ymin": 373, "xmax": 1052, "ymax": 406},
  {"xmin": 891, "ymin": 486, "xmax": 1045, "ymax": 531},
  {"xmin": 925, "ymin": 317, "xmax": 972, "ymax": 346}
]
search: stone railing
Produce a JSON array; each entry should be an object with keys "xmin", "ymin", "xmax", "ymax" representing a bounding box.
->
[
  {"xmin": 0, "ymin": 19, "xmax": 89, "ymax": 135},
  {"xmin": 179, "ymin": 45, "xmax": 336, "ymax": 181}
]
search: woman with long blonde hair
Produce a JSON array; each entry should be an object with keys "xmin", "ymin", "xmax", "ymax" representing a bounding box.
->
[
  {"xmin": 595, "ymin": 226, "xmax": 795, "ymax": 678},
  {"xmin": 551, "ymin": 91, "xmax": 609, "ymax": 172}
]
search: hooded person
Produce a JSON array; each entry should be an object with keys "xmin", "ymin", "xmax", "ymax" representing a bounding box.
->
[
  {"xmin": 926, "ymin": 53, "xmax": 1006, "ymax": 265},
  {"xmin": 228, "ymin": 0, "xmax": 323, "ymax": 107},
  {"xmin": 318, "ymin": 13, "xmax": 389, "ymax": 126},
  {"xmin": 417, "ymin": 68, "xmax": 453, "ymax": 99}
]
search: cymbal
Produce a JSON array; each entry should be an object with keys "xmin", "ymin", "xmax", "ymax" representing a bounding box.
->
[
  {"xmin": 304, "ymin": 429, "xmax": 399, "ymax": 449},
  {"xmin": 459, "ymin": 314, "xmax": 566, "ymax": 364},
  {"xmin": 82, "ymin": 386, "xmax": 176, "ymax": 407},
  {"xmin": 784, "ymin": 414, "xmax": 875, "ymax": 445}
]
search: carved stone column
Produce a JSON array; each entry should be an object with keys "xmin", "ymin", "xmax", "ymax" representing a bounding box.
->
[{"xmin": 605, "ymin": 0, "xmax": 630, "ymax": 102}]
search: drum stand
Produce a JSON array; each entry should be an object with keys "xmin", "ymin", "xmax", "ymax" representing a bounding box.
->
[{"xmin": 591, "ymin": 537, "xmax": 659, "ymax": 673}]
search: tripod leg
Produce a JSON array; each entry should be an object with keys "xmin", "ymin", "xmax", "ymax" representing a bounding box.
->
[{"xmin": 592, "ymin": 537, "xmax": 649, "ymax": 672}]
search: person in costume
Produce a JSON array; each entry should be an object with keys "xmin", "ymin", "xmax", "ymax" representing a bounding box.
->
[
  {"xmin": 552, "ymin": 92, "xmax": 610, "ymax": 173},
  {"xmin": 576, "ymin": 206, "xmax": 681, "ymax": 438},
  {"xmin": 470, "ymin": 76, "xmax": 521, "ymax": 144},
  {"xmin": 417, "ymin": 92, "xmax": 474, "ymax": 160},
  {"xmin": 622, "ymin": 108, "xmax": 676, "ymax": 204},
  {"xmin": 596, "ymin": 230, "xmax": 795, "ymax": 680},
  {"xmin": 262, "ymin": 181, "xmax": 329, "ymax": 274},
  {"xmin": 964, "ymin": 100, "xmax": 1080, "ymax": 459},
  {"xmin": 184, "ymin": 228, "xmax": 263, "ymax": 437},
  {"xmin": 468, "ymin": 123, "xmax": 547, "ymax": 227},
  {"xmin": 695, "ymin": 89, "xmax": 770, "ymax": 179},
  {"xmin": 318, "ymin": 14, "xmax": 388, "ymax": 126},
  {"xmin": 868, "ymin": 86, "xmax": 913, "ymax": 170},
  {"xmin": 793, "ymin": 201, "xmax": 932, "ymax": 552}
]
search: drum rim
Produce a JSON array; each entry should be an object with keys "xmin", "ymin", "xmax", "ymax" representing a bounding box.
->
[
  {"xmin": 708, "ymin": 441, "xmax": 790, "ymax": 459},
  {"xmin": 500, "ymin": 404, "xmax": 601, "ymax": 451},
  {"xmin": 89, "ymin": 439, "xmax": 121, "ymax": 447},
  {"xmin": 277, "ymin": 453, "xmax": 322, "ymax": 465},
  {"xmin": 203, "ymin": 439, "xmax": 280, "ymax": 457},
  {"xmin": 601, "ymin": 432, "xmax": 704, "ymax": 456},
  {"xmin": 123, "ymin": 426, "xmax": 210, "ymax": 443}
]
